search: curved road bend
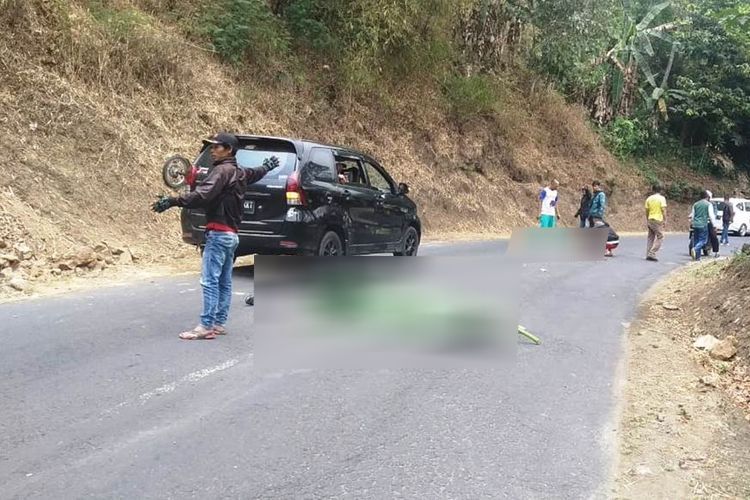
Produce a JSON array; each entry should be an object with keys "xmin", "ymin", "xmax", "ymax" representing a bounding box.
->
[{"xmin": 0, "ymin": 234, "xmax": 745, "ymax": 499}]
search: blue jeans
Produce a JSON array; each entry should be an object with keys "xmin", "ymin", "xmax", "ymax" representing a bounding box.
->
[
  {"xmin": 693, "ymin": 226, "xmax": 708, "ymax": 260},
  {"xmin": 721, "ymin": 222, "xmax": 730, "ymax": 244},
  {"xmin": 200, "ymin": 231, "xmax": 239, "ymax": 328}
]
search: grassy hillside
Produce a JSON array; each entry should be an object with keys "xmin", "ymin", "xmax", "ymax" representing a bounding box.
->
[{"xmin": 0, "ymin": 0, "xmax": 740, "ymax": 286}]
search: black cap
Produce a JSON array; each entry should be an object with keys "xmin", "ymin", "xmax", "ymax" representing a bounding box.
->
[{"xmin": 203, "ymin": 132, "xmax": 239, "ymax": 153}]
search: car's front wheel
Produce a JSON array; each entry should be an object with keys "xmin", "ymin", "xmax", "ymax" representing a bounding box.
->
[
  {"xmin": 394, "ymin": 226, "xmax": 419, "ymax": 256},
  {"xmin": 318, "ymin": 231, "xmax": 343, "ymax": 256},
  {"xmin": 740, "ymin": 224, "xmax": 748, "ymax": 237}
]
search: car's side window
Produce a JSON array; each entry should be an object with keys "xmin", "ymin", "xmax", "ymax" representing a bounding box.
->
[
  {"xmin": 305, "ymin": 148, "xmax": 336, "ymax": 183},
  {"xmin": 334, "ymin": 157, "xmax": 367, "ymax": 187},
  {"xmin": 363, "ymin": 161, "xmax": 394, "ymax": 193},
  {"xmin": 745, "ymin": 202, "xmax": 750, "ymax": 212}
]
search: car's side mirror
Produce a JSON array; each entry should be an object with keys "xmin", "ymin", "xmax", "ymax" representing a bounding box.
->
[{"xmin": 398, "ymin": 182, "xmax": 410, "ymax": 195}]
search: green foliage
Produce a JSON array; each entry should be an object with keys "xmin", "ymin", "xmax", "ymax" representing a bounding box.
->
[
  {"xmin": 88, "ymin": 0, "xmax": 150, "ymax": 39},
  {"xmin": 668, "ymin": 7, "xmax": 750, "ymax": 168},
  {"xmin": 603, "ymin": 117, "xmax": 650, "ymax": 159},
  {"xmin": 272, "ymin": 0, "xmax": 458, "ymax": 90},
  {"xmin": 523, "ymin": 0, "xmax": 750, "ymax": 173},
  {"xmin": 341, "ymin": 0, "xmax": 458, "ymax": 81},
  {"xmin": 171, "ymin": 0, "xmax": 749, "ymax": 174},
  {"xmin": 665, "ymin": 180, "xmax": 703, "ymax": 201},
  {"xmin": 527, "ymin": 0, "xmax": 614, "ymax": 100},
  {"xmin": 442, "ymin": 75, "xmax": 499, "ymax": 120},
  {"xmin": 198, "ymin": 0, "xmax": 289, "ymax": 65},
  {"xmin": 636, "ymin": 158, "xmax": 661, "ymax": 187},
  {"xmin": 282, "ymin": 0, "xmax": 338, "ymax": 53},
  {"xmin": 714, "ymin": 3, "xmax": 750, "ymax": 48}
]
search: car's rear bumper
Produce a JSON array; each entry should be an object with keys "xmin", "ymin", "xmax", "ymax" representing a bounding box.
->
[{"xmin": 181, "ymin": 209, "xmax": 322, "ymax": 256}]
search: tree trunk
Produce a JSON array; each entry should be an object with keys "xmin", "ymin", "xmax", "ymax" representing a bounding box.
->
[
  {"xmin": 455, "ymin": 0, "xmax": 528, "ymax": 75},
  {"xmin": 592, "ymin": 74, "xmax": 610, "ymax": 124},
  {"xmin": 617, "ymin": 60, "xmax": 638, "ymax": 117}
]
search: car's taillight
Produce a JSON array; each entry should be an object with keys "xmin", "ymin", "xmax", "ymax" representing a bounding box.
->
[
  {"xmin": 185, "ymin": 165, "xmax": 198, "ymax": 190},
  {"xmin": 285, "ymin": 170, "xmax": 306, "ymax": 206}
]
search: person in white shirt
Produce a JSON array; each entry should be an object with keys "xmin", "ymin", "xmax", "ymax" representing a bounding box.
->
[{"xmin": 538, "ymin": 180, "xmax": 560, "ymax": 228}]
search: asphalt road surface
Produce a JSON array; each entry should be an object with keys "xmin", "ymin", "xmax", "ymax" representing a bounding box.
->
[{"xmin": 1, "ymin": 234, "xmax": 747, "ymax": 499}]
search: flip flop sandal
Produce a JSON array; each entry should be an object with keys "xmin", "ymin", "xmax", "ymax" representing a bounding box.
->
[
  {"xmin": 213, "ymin": 325, "xmax": 227, "ymax": 335},
  {"xmin": 179, "ymin": 327, "xmax": 217, "ymax": 340}
]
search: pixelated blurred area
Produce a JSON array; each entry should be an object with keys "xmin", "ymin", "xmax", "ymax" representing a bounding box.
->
[
  {"xmin": 254, "ymin": 256, "xmax": 519, "ymax": 370},
  {"xmin": 506, "ymin": 227, "xmax": 608, "ymax": 262}
]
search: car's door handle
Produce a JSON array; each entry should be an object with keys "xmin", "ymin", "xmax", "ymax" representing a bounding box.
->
[{"xmin": 342, "ymin": 190, "xmax": 352, "ymax": 200}]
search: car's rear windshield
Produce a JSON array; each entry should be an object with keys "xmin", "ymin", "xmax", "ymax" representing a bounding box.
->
[{"xmin": 195, "ymin": 138, "xmax": 297, "ymax": 182}]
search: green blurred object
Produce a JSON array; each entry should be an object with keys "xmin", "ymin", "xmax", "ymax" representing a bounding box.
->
[{"xmin": 308, "ymin": 276, "xmax": 539, "ymax": 346}]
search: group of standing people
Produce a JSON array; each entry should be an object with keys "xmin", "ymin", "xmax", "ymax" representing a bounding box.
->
[
  {"xmin": 536, "ymin": 180, "xmax": 735, "ymax": 262},
  {"xmin": 689, "ymin": 190, "xmax": 735, "ymax": 261},
  {"xmin": 573, "ymin": 181, "xmax": 607, "ymax": 228},
  {"xmin": 538, "ymin": 180, "xmax": 607, "ymax": 228},
  {"xmin": 538, "ymin": 179, "xmax": 615, "ymax": 256}
]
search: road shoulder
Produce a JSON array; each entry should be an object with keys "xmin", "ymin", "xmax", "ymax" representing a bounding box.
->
[{"xmin": 612, "ymin": 262, "xmax": 750, "ymax": 499}]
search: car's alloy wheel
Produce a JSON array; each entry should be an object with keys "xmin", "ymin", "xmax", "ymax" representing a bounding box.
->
[
  {"xmin": 394, "ymin": 227, "xmax": 419, "ymax": 256},
  {"xmin": 318, "ymin": 231, "xmax": 343, "ymax": 256},
  {"xmin": 740, "ymin": 224, "xmax": 748, "ymax": 237}
]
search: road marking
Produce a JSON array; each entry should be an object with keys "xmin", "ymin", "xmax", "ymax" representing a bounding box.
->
[
  {"xmin": 103, "ymin": 358, "xmax": 243, "ymax": 415},
  {"xmin": 139, "ymin": 358, "xmax": 239, "ymax": 403}
]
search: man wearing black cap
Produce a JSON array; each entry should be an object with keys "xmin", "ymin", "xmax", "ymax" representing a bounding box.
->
[{"xmin": 152, "ymin": 132, "xmax": 279, "ymax": 340}]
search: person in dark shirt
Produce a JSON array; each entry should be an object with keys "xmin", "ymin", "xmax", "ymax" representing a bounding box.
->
[
  {"xmin": 574, "ymin": 186, "xmax": 592, "ymax": 228},
  {"xmin": 721, "ymin": 195, "xmax": 734, "ymax": 245},
  {"xmin": 152, "ymin": 132, "xmax": 279, "ymax": 339},
  {"xmin": 588, "ymin": 180, "xmax": 607, "ymax": 226}
]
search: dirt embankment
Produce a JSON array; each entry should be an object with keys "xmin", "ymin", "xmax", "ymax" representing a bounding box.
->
[
  {"xmin": 0, "ymin": 0, "xmax": 742, "ymax": 296},
  {"xmin": 613, "ymin": 254, "xmax": 750, "ymax": 499}
]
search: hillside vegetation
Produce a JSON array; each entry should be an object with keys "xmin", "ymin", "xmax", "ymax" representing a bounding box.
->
[{"xmin": 0, "ymin": 0, "xmax": 746, "ymax": 287}]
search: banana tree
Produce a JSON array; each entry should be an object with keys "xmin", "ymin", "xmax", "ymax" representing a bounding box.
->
[
  {"xmin": 639, "ymin": 40, "xmax": 684, "ymax": 126},
  {"xmin": 595, "ymin": 0, "xmax": 678, "ymax": 122}
]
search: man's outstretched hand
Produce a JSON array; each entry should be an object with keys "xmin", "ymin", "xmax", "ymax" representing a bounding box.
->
[
  {"xmin": 152, "ymin": 195, "xmax": 177, "ymax": 213},
  {"xmin": 262, "ymin": 156, "xmax": 280, "ymax": 172}
]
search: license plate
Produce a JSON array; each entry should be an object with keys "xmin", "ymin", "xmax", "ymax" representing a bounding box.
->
[{"xmin": 243, "ymin": 200, "xmax": 255, "ymax": 214}]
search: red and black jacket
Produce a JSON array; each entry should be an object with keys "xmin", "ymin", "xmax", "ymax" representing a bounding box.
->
[{"xmin": 177, "ymin": 157, "xmax": 272, "ymax": 233}]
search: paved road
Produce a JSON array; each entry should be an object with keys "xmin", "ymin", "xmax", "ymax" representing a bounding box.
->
[{"xmin": 1, "ymin": 234, "xmax": 746, "ymax": 499}]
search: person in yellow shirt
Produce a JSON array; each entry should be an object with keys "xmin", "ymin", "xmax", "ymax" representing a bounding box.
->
[{"xmin": 645, "ymin": 184, "xmax": 668, "ymax": 261}]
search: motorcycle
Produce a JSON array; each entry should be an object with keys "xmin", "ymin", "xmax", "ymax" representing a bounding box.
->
[
  {"xmin": 591, "ymin": 218, "xmax": 619, "ymax": 256},
  {"xmin": 688, "ymin": 224, "xmax": 719, "ymax": 257}
]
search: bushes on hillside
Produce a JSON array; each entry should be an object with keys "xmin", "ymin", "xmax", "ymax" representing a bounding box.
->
[
  {"xmin": 603, "ymin": 118, "xmax": 650, "ymax": 159},
  {"xmin": 442, "ymin": 75, "xmax": 499, "ymax": 120},
  {"xmin": 198, "ymin": 0, "xmax": 289, "ymax": 65}
]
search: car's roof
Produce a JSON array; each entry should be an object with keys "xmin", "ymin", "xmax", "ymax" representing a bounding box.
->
[{"xmin": 235, "ymin": 135, "xmax": 372, "ymax": 160}]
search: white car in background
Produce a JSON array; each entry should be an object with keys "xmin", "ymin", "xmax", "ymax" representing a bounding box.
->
[{"xmin": 712, "ymin": 197, "xmax": 750, "ymax": 237}]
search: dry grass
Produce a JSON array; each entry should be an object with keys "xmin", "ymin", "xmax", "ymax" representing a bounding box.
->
[
  {"xmin": 0, "ymin": 0, "xmax": 740, "ymax": 268},
  {"xmin": 613, "ymin": 267, "xmax": 750, "ymax": 499}
]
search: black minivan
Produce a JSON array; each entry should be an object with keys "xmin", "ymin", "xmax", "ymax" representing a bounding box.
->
[{"xmin": 180, "ymin": 135, "xmax": 421, "ymax": 256}]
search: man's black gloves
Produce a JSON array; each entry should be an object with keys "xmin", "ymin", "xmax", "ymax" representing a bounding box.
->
[
  {"xmin": 152, "ymin": 195, "xmax": 178, "ymax": 213},
  {"xmin": 262, "ymin": 156, "xmax": 280, "ymax": 172}
]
